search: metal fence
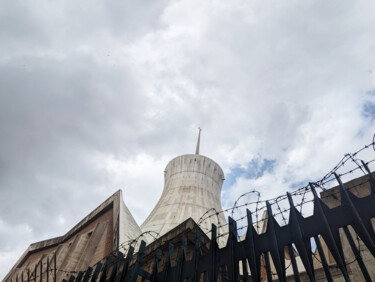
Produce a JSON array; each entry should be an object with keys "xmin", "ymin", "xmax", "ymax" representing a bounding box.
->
[
  {"xmin": 54, "ymin": 163, "xmax": 375, "ymax": 282},
  {"xmin": 15, "ymin": 137, "xmax": 375, "ymax": 282}
]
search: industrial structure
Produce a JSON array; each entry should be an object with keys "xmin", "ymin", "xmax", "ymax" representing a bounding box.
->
[
  {"xmin": 3, "ymin": 132, "xmax": 375, "ymax": 281},
  {"xmin": 4, "ymin": 130, "xmax": 228, "ymax": 281},
  {"xmin": 141, "ymin": 129, "xmax": 227, "ymax": 244}
]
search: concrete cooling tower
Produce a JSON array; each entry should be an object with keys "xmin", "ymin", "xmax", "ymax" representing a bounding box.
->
[{"xmin": 141, "ymin": 130, "xmax": 228, "ymax": 244}]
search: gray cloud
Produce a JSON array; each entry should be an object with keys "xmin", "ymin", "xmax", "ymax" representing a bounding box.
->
[{"xmin": 1, "ymin": 0, "xmax": 375, "ymax": 278}]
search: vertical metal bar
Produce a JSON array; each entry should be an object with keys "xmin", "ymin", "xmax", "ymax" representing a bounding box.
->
[
  {"xmin": 83, "ymin": 267, "xmax": 93, "ymax": 282},
  {"xmin": 335, "ymin": 173, "xmax": 375, "ymax": 256},
  {"xmin": 109, "ymin": 252, "xmax": 123, "ymax": 282},
  {"xmin": 99, "ymin": 257, "xmax": 112, "ymax": 282},
  {"xmin": 34, "ymin": 264, "xmax": 37, "ymax": 282},
  {"xmin": 241, "ymin": 259, "xmax": 249, "ymax": 282},
  {"xmin": 54, "ymin": 252, "xmax": 56, "ymax": 282},
  {"xmin": 90, "ymin": 262, "xmax": 102, "ymax": 282},
  {"xmin": 193, "ymin": 231, "xmax": 202, "ymax": 282},
  {"xmin": 310, "ymin": 183, "xmax": 350, "ymax": 281},
  {"xmin": 16, "ymin": 274, "xmax": 18, "ymax": 282},
  {"xmin": 162, "ymin": 243, "xmax": 173, "ymax": 282},
  {"xmin": 245, "ymin": 210, "xmax": 260, "ymax": 282},
  {"xmin": 150, "ymin": 249, "xmax": 162, "ymax": 282},
  {"xmin": 220, "ymin": 265, "xmax": 227, "ymax": 282},
  {"xmin": 47, "ymin": 257, "xmax": 49, "ymax": 282},
  {"xmin": 286, "ymin": 193, "xmax": 315, "ymax": 281},
  {"xmin": 129, "ymin": 240, "xmax": 147, "ymax": 282},
  {"xmin": 314, "ymin": 235, "xmax": 333, "ymax": 282},
  {"xmin": 265, "ymin": 201, "xmax": 285, "ymax": 282},
  {"xmin": 176, "ymin": 237, "xmax": 187, "ymax": 281},
  {"xmin": 75, "ymin": 271, "xmax": 84, "ymax": 282},
  {"xmin": 264, "ymin": 252, "xmax": 273, "ymax": 282},
  {"xmin": 209, "ymin": 224, "xmax": 218, "ymax": 282},
  {"xmin": 115, "ymin": 246, "xmax": 134, "ymax": 282},
  {"xmin": 203, "ymin": 272, "xmax": 208, "ymax": 282},
  {"xmin": 287, "ymin": 244, "xmax": 300, "ymax": 282},
  {"xmin": 343, "ymin": 226, "xmax": 371, "ymax": 281},
  {"xmin": 227, "ymin": 217, "xmax": 238, "ymax": 282},
  {"xmin": 28, "ymin": 270, "xmax": 30, "ymax": 282},
  {"xmin": 22, "ymin": 271, "xmax": 24, "ymax": 282},
  {"xmin": 40, "ymin": 259, "xmax": 42, "ymax": 282}
]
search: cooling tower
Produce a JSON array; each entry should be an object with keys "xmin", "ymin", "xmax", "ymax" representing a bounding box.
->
[{"xmin": 141, "ymin": 131, "xmax": 227, "ymax": 244}]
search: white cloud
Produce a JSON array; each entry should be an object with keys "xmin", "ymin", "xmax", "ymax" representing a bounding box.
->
[{"xmin": 1, "ymin": 0, "xmax": 375, "ymax": 278}]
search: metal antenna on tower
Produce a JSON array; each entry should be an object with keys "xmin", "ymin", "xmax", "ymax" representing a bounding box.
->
[{"xmin": 195, "ymin": 127, "xmax": 201, "ymax": 155}]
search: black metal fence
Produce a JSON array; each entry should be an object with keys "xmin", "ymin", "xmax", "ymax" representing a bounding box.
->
[
  {"xmin": 56, "ymin": 164, "xmax": 375, "ymax": 282},
  {"xmin": 14, "ymin": 138, "xmax": 375, "ymax": 282}
]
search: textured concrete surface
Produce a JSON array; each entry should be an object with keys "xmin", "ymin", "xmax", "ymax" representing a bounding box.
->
[
  {"xmin": 3, "ymin": 190, "xmax": 142, "ymax": 282},
  {"xmin": 141, "ymin": 154, "xmax": 227, "ymax": 246}
]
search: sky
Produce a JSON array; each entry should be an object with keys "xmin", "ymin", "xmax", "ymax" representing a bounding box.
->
[{"xmin": 1, "ymin": 0, "xmax": 375, "ymax": 278}]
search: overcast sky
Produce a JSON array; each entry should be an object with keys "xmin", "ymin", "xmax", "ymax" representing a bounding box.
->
[{"xmin": 1, "ymin": 0, "xmax": 375, "ymax": 278}]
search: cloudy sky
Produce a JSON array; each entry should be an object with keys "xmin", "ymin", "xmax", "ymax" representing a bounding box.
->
[{"xmin": 1, "ymin": 0, "xmax": 375, "ymax": 278}]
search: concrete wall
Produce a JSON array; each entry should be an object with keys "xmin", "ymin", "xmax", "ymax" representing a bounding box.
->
[{"xmin": 3, "ymin": 190, "xmax": 142, "ymax": 282}]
